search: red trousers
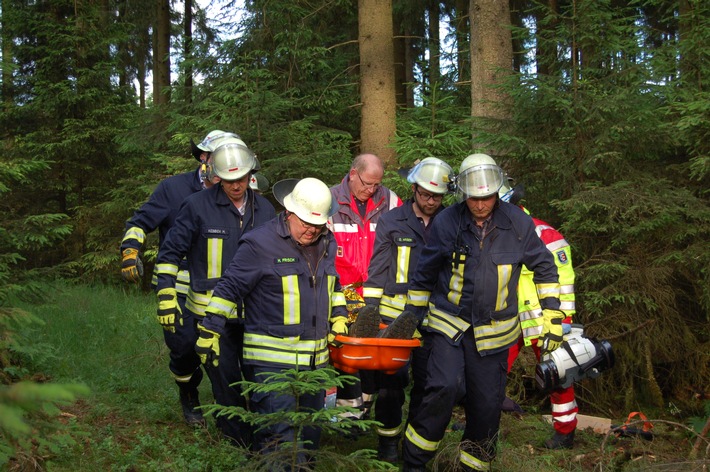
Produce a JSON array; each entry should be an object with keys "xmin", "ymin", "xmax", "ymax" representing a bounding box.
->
[{"xmin": 508, "ymin": 336, "xmax": 578, "ymax": 434}]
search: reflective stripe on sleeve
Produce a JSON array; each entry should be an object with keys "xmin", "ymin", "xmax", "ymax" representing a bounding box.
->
[
  {"xmin": 122, "ymin": 227, "xmax": 146, "ymax": 245},
  {"xmin": 362, "ymin": 286, "xmax": 383, "ymax": 299},
  {"xmin": 155, "ymin": 263, "xmax": 179, "ymax": 276},
  {"xmin": 407, "ymin": 289, "xmax": 431, "ymax": 307}
]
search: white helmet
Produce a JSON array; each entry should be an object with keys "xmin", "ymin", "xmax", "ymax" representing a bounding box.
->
[
  {"xmin": 282, "ymin": 178, "xmax": 335, "ymax": 225},
  {"xmin": 406, "ymin": 157, "xmax": 453, "ymax": 194},
  {"xmin": 457, "ymin": 153, "xmax": 505, "ymax": 198},
  {"xmin": 211, "ymin": 140, "xmax": 258, "ymax": 181}
]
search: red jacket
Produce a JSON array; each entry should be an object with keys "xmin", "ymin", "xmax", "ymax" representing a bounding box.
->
[{"xmin": 327, "ymin": 175, "xmax": 401, "ymax": 293}]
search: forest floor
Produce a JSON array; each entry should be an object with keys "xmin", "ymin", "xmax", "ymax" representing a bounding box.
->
[{"xmin": 9, "ymin": 283, "xmax": 709, "ymax": 471}]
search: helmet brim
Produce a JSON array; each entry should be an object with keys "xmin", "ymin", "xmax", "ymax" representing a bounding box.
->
[
  {"xmin": 274, "ymin": 178, "xmax": 337, "ymax": 225},
  {"xmin": 190, "ymin": 138, "xmax": 204, "ymax": 161},
  {"xmin": 273, "ymin": 179, "xmax": 300, "ymax": 208}
]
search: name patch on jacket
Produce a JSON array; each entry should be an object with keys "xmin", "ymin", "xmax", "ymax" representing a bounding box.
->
[
  {"xmin": 205, "ymin": 227, "xmax": 228, "ymax": 235},
  {"xmin": 275, "ymin": 257, "xmax": 298, "ymax": 264},
  {"xmin": 396, "ymin": 237, "xmax": 415, "ymax": 244},
  {"xmin": 556, "ymin": 250, "xmax": 568, "ymax": 264}
]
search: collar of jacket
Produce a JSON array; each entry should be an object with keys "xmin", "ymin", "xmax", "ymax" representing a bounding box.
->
[
  {"xmin": 456, "ymin": 199, "xmax": 512, "ymax": 232},
  {"xmin": 276, "ymin": 212, "xmax": 329, "ymax": 248},
  {"xmin": 398, "ymin": 197, "xmax": 446, "ymax": 221},
  {"xmin": 214, "ymin": 185, "xmax": 255, "ymax": 208},
  {"xmin": 332, "ymin": 174, "xmax": 387, "ymax": 217}
]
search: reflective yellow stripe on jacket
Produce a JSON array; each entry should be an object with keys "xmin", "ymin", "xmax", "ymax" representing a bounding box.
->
[
  {"xmin": 122, "ymin": 226, "xmax": 146, "ymax": 245},
  {"xmin": 426, "ymin": 306, "xmax": 471, "ymax": 342},
  {"xmin": 243, "ymin": 333, "xmax": 329, "ymax": 367},
  {"xmin": 206, "ymin": 237, "xmax": 223, "ymax": 280},
  {"xmin": 205, "ymin": 296, "xmax": 238, "ymax": 319},
  {"xmin": 473, "ymin": 315, "xmax": 521, "ymax": 353}
]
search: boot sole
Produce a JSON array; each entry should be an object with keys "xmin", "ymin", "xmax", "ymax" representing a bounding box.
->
[
  {"xmin": 350, "ymin": 306, "xmax": 381, "ymax": 338},
  {"xmin": 380, "ymin": 311, "xmax": 418, "ymax": 339}
]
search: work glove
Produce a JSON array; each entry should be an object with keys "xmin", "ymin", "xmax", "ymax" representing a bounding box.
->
[
  {"xmin": 540, "ymin": 309, "xmax": 566, "ymax": 354},
  {"xmin": 328, "ymin": 316, "xmax": 348, "ymax": 344},
  {"xmin": 195, "ymin": 314, "xmax": 225, "ymax": 367},
  {"xmin": 121, "ymin": 248, "xmax": 144, "ymax": 283},
  {"xmin": 156, "ymin": 288, "xmax": 183, "ymax": 333}
]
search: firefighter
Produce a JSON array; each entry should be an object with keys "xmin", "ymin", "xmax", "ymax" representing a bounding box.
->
[
  {"xmin": 362, "ymin": 157, "xmax": 453, "ymax": 462},
  {"xmin": 500, "ymin": 178, "xmax": 578, "ymax": 449},
  {"xmin": 120, "ymin": 129, "xmax": 241, "ymax": 426},
  {"xmin": 401, "ymin": 154, "xmax": 562, "ymax": 472},
  {"xmin": 199, "ymin": 177, "xmax": 348, "ymax": 469},
  {"xmin": 327, "ymin": 153, "xmax": 402, "ymax": 420},
  {"xmin": 155, "ymin": 140, "xmax": 276, "ymax": 445}
]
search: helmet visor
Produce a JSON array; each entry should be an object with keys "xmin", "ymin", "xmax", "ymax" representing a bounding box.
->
[{"xmin": 457, "ymin": 164, "xmax": 504, "ymax": 198}]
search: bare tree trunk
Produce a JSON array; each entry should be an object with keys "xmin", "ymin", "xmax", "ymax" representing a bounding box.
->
[
  {"xmin": 2, "ymin": 0, "xmax": 14, "ymax": 111},
  {"xmin": 393, "ymin": 7, "xmax": 409, "ymax": 107},
  {"xmin": 470, "ymin": 0, "xmax": 513, "ymax": 127},
  {"xmin": 184, "ymin": 0, "xmax": 193, "ymax": 104},
  {"xmin": 428, "ymin": 0, "xmax": 440, "ymax": 87},
  {"xmin": 153, "ymin": 0, "xmax": 171, "ymax": 106},
  {"xmin": 358, "ymin": 0, "xmax": 397, "ymax": 167},
  {"xmin": 455, "ymin": 0, "xmax": 469, "ymax": 85}
]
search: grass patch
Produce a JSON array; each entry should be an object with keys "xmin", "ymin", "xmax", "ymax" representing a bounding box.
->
[{"xmin": 8, "ymin": 282, "xmax": 710, "ymax": 471}]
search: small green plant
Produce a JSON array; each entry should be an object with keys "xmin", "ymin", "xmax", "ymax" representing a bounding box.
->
[{"xmin": 201, "ymin": 366, "xmax": 396, "ymax": 471}]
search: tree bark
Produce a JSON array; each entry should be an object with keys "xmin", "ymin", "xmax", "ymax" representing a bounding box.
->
[
  {"xmin": 469, "ymin": 0, "xmax": 513, "ymax": 124},
  {"xmin": 153, "ymin": 0, "xmax": 171, "ymax": 106},
  {"xmin": 428, "ymin": 0, "xmax": 440, "ymax": 87},
  {"xmin": 1, "ymin": 0, "xmax": 13, "ymax": 111},
  {"xmin": 184, "ymin": 0, "xmax": 193, "ymax": 104},
  {"xmin": 358, "ymin": 0, "xmax": 397, "ymax": 167}
]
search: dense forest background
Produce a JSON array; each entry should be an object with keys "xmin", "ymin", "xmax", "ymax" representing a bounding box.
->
[{"xmin": 0, "ymin": 0, "xmax": 708, "ymax": 466}]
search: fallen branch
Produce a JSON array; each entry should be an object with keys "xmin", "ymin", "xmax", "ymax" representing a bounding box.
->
[
  {"xmin": 690, "ymin": 415, "xmax": 710, "ymax": 460},
  {"xmin": 600, "ymin": 418, "xmax": 710, "ymax": 463}
]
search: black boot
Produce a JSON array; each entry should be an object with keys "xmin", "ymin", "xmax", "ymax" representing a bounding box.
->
[
  {"xmin": 350, "ymin": 305, "xmax": 381, "ymax": 338},
  {"xmin": 544, "ymin": 430, "xmax": 575, "ymax": 449},
  {"xmin": 177, "ymin": 369, "xmax": 206, "ymax": 427},
  {"xmin": 379, "ymin": 310, "xmax": 418, "ymax": 339},
  {"xmin": 377, "ymin": 435, "xmax": 400, "ymax": 463}
]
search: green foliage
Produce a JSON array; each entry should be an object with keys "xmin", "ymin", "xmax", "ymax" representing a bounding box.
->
[{"xmin": 201, "ymin": 366, "xmax": 394, "ymax": 471}]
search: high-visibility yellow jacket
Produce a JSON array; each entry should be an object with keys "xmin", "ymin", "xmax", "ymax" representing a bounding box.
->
[{"xmin": 517, "ymin": 210, "xmax": 575, "ymax": 345}]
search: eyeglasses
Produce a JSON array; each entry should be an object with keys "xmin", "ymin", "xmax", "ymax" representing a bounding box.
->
[
  {"xmin": 292, "ymin": 213, "xmax": 326, "ymax": 231},
  {"xmin": 355, "ymin": 172, "xmax": 381, "ymax": 190},
  {"xmin": 415, "ymin": 187, "xmax": 444, "ymax": 203}
]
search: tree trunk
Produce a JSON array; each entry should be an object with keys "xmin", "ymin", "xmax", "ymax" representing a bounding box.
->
[
  {"xmin": 184, "ymin": 0, "xmax": 193, "ymax": 104},
  {"xmin": 455, "ymin": 0, "xmax": 470, "ymax": 86},
  {"xmin": 469, "ymin": 0, "xmax": 513, "ymax": 126},
  {"xmin": 153, "ymin": 0, "xmax": 171, "ymax": 106},
  {"xmin": 428, "ymin": 0, "xmax": 440, "ymax": 87},
  {"xmin": 358, "ymin": 0, "xmax": 397, "ymax": 167},
  {"xmin": 1, "ymin": 0, "xmax": 13, "ymax": 111}
]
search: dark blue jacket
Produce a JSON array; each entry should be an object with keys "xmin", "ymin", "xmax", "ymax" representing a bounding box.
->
[
  {"xmin": 363, "ymin": 199, "xmax": 444, "ymax": 321},
  {"xmin": 121, "ymin": 168, "xmax": 203, "ymax": 292},
  {"xmin": 407, "ymin": 201, "xmax": 560, "ymax": 354},
  {"xmin": 206, "ymin": 214, "xmax": 347, "ymax": 369},
  {"xmin": 156, "ymin": 185, "xmax": 276, "ymax": 315}
]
